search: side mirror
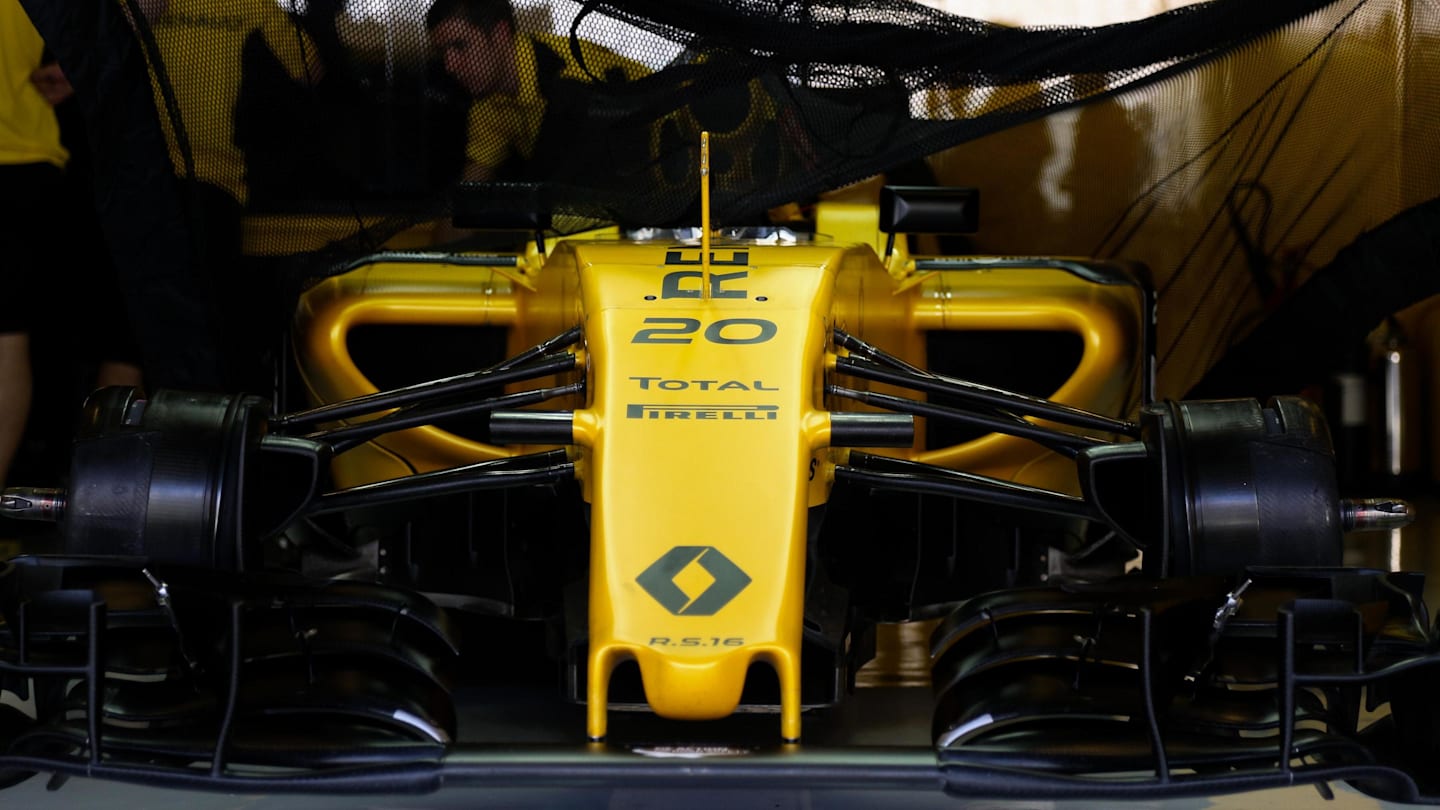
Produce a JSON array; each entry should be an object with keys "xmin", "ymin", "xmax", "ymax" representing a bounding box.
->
[{"xmin": 879, "ymin": 185, "xmax": 979, "ymax": 258}]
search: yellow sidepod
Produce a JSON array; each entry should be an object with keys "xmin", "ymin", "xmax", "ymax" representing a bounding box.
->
[
  {"xmin": 570, "ymin": 241, "xmax": 850, "ymax": 741},
  {"xmin": 907, "ymin": 263, "xmax": 1143, "ymax": 490},
  {"xmin": 294, "ymin": 255, "xmax": 531, "ymax": 487},
  {"xmin": 828, "ymin": 256, "xmax": 1144, "ymax": 495}
]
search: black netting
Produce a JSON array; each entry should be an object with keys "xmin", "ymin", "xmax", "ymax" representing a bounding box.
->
[{"xmin": 18, "ymin": 0, "xmax": 1440, "ymax": 395}]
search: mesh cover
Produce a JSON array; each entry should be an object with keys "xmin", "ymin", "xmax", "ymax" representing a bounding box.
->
[{"xmin": 18, "ymin": 0, "xmax": 1440, "ymax": 394}]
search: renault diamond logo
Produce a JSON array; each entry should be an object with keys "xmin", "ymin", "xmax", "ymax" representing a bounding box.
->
[{"xmin": 637, "ymin": 546, "xmax": 752, "ymax": 616}]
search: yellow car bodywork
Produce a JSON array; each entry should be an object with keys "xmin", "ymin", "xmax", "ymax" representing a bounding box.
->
[{"xmin": 291, "ymin": 193, "xmax": 1145, "ymax": 741}]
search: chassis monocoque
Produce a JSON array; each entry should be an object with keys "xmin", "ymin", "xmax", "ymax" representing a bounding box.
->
[{"xmin": 0, "ymin": 184, "xmax": 1434, "ymax": 802}]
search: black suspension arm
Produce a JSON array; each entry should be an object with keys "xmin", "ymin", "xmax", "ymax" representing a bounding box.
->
[
  {"xmin": 833, "ymin": 327, "xmax": 933, "ymax": 377},
  {"xmin": 490, "ymin": 325, "xmax": 583, "ymax": 373},
  {"xmin": 274, "ymin": 326, "xmax": 583, "ymax": 429},
  {"xmin": 305, "ymin": 450, "xmax": 573, "ymax": 517},
  {"xmin": 274, "ymin": 353, "xmax": 577, "ymax": 430},
  {"xmin": 314, "ymin": 382, "xmax": 585, "ymax": 452},
  {"xmin": 836, "ymin": 452, "xmax": 1099, "ymax": 522},
  {"xmin": 827, "ymin": 385, "xmax": 1106, "ymax": 457},
  {"xmin": 834, "ymin": 355, "xmax": 1138, "ymax": 437}
]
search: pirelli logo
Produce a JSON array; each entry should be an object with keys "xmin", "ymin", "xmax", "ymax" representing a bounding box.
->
[{"xmin": 626, "ymin": 404, "xmax": 779, "ymax": 421}]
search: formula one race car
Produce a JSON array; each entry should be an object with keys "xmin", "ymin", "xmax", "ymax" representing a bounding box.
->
[{"xmin": 1, "ymin": 175, "xmax": 1436, "ymax": 803}]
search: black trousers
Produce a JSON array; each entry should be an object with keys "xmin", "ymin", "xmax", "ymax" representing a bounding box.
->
[{"xmin": 0, "ymin": 162, "xmax": 65, "ymax": 335}]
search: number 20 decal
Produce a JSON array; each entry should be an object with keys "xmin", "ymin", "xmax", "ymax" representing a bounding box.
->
[{"xmin": 632, "ymin": 317, "xmax": 777, "ymax": 345}]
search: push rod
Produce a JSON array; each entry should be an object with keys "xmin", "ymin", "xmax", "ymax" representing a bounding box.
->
[
  {"xmin": 275, "ymin": 354, "xmax": 576, "ymax": 429},
  {"xmin": 315, "ymin": 383, "xmax": 584, "ymax": 452},
  {"xmin": 834, "ymin": 355, "xmax": 1138, "ymax": 437},
  {"xmin": 491, "ymin": 325, "xmax": 583, "ymax": 373},
  {"xmin": 827, "ymin": 385, "xmax": 1106, "ymax": 457},
  {"xmin": 837, "ymin": 452, "xmax": 1098, "ymax": 522},
  {"xmin": 833, "ymin": 327, "xmax": 932, "ymax": 377},
  {"xmin": 305, "ymin": 451, "xmax": 573, "ymax": 516}
]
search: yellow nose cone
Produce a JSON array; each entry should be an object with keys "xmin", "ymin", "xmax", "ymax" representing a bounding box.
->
[{"xmin": 636, "ymin": 650, "xmax": 751, "ymax": 720}]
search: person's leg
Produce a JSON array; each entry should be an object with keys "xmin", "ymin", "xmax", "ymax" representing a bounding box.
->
[
  {"xmin": 59, "ymin": 135, "xmax": 146, "ymax": 398},
  {"xmin": 0, "ymin": 332, "xmax": 32, "ymax": 489},
  {"xmin": 0, "ymin": 164, "xmax": 51, "ymax": 489}
]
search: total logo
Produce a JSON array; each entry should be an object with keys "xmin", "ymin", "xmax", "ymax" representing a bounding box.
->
[{"xmin": 630, "ymin": 377, "xmax": 777, "ymax": 391}]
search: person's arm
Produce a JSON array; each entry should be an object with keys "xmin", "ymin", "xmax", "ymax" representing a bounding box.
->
[
  {"xmin": 462, "ymin": 98, "xmax": 510, "ymax": 180},
  {"xmin": 29, "ymin": 63, "xmax": 72, "ymax": 105}
]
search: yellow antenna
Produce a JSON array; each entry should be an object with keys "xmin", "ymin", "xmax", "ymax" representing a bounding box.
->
[{"xmin": 700, "ymin": 131, "xmax": 711, "ymax": 301}]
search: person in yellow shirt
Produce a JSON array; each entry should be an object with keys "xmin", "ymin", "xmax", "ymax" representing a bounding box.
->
[
  {"xmin": 426, "ymin": 0, "xmax": 648, "ymax": 183},
  {"xmin": 426, "ymin": 0, "xmax": 811, "ymax": 227},
  {"xmin": 0, "ymin": 0, "xmax": 71, "ymax": 488}
]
